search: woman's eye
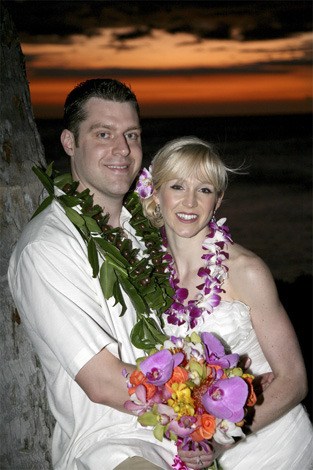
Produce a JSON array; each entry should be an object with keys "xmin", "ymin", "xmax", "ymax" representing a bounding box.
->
[
  {"xmin": 200, "ymin": 187, "xmax": 213, "ymax": 194},
  {"xmin": 170, "ymin": 184, "xmax": 183, "ymax": 190}
]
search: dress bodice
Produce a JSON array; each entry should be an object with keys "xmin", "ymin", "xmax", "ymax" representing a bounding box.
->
[{"xmin": 163, "ymin": 300, "xmax": 272, "ymax": 376}]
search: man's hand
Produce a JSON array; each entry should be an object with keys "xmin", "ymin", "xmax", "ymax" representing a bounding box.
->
[
  {"xmin": 177, "ymin": 444, "xmax": 215, "ymax": 469},
  {"xmin": 239, "ymin": 355, "xmax": 275, "ymax": 395}
]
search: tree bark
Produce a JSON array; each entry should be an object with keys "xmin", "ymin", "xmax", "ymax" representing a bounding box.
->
[{"xmin": 0, "ymin": 2, "xmax": 55, "ymax": 468}]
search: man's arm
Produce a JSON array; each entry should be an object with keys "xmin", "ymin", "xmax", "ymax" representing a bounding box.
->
[{"xmin": 75, "ymin": 347, "xmax": 136, "ymax": 412}]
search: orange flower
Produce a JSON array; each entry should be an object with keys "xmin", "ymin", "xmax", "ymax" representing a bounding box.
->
[
  {"xmin": 128, "ymin": 370, "xmax": 157, "ymax": 399},
  {"xmin": 165, "ymin": 366, "xmax": 189, "ymax": 393},
  {"xmin": 243, "ymin": 375, "xmax": 257, "ymax": 407},
  {"xmin": 190, "ymin": 413, "xmax": 216, "ymax": 442}
]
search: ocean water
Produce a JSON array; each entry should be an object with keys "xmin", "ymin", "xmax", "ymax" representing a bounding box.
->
[
  {"xmin": 36, "ymin": 113, "xmax": 312, "ymax": 417},
  {"xmin": 36, "ymin": 113, "xmax": 312, "ymax": 282}
]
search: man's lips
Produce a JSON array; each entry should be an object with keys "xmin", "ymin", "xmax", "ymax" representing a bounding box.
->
[{"xmin": 106, "ymin": 164, "xmax": 129, "ymax": 170}]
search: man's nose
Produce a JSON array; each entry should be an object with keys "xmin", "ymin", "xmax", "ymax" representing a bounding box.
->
[{"xmin": 112, "ymin": 136, "xmax": 130, "ymax": 156}]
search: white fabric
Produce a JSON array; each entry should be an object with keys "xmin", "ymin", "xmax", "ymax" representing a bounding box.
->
[
  {"xmin": 164, "ymin": 300, "xmax": 313, "ymax": 469},
  {"xmin": 8, "ymin": 199, "xmax": 176, "ymax": 470}
]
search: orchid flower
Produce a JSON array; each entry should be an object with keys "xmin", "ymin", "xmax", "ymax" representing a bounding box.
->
[
  {"xmin": 135, "ymin": 166, "xmax": 153, "ymax": 199},
  {"xmin": 201, "ymin": 376, "xmax": 248, "ymax": 422},
  {"xmin": 140, "ymin": 349, "xmax": 184, "ymax": 386},
  {"xmin": 201, "ymin": 332, "xmax": 239, "ymax": 368},
  {"xmin": 167, "ymin": 414, "xmax": 197, "ymax": 438},
  {"xmin": 124, "ymin": 384, "xmax": 162, "ymax": 416},
  {"xmin": 214, "ymin": 418, "xmax": 245, "ymax": 444}
]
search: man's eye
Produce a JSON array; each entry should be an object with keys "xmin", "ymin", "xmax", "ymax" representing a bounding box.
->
[
  {"xmin": 126, "ymin": 132, "xmax": 140, "ymax": 141},
  {"xmin": 97, "ymin": 132, "xmax": 110, "ymax": 139}
]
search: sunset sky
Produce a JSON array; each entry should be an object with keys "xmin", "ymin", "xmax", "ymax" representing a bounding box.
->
[{"xmin": 4, "ymin": 0, "xmax": 313, "ymax": 118}]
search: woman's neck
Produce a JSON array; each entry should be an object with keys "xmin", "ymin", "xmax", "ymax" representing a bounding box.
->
[{"xmin": 165, "ymin": 232, "xmax": 205, "ymax": 280}]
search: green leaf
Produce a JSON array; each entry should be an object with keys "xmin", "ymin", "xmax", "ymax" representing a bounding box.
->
[
  {"xmin": 32, "ymin": 166, "xmax": 54, "ymax": 195},
  {"xmin": 168, "ymin": 430, "xmax": 178, "ymax": 442},
  {"xmin": 142, "ymin": 317, "xmax": 167, "ymax": 344},
  {"xmin": 96, "ymin": 238, "xmax": 130, "ymax": 266},
  {"xmin": 31, "ymin": 195, "xmax": 53, "ymax": 219},
  {"xmin": 59, "ymin": 194, "xmax": 81, "ymax": 207},
  {"xmin": 45, "ymin": 161, "xmax": 54, "ymax": 177},
  {"xmin": 190, "ymin": 331, "xmax": 202, "ymax": 344},
  {"xmin": 87, "ymin": 238, "xmax": 99, "ymax": 277},
  {"xmin": 153, "ymin": 423, "xmax": 165, "ymax": 442},
  {"xmin": 83, "ymin": 215, "xmax": 102, "ymax": 233},
  {"xmin": 117, "ymin": 273, "xmax": 147, "ymax": 314},
  {"xmin": 130, "ymin": 320, "xmax": 149, "ymax": 350},
  {"xmin": 138, "ymin": 411, "xmax": 158, "ymax": 427},
  {"xmin": 130, "ymin": 319, "xmax": 157, "ymax": 351},
  {"xmin": 113, "ymin": 280, "xmax": 127, "ymax": 316},
  {"xmin": 64, "ymin": 206, "xmax": 85, "ymax": 228},
  {"xmin": 99, "ymin": 259, "xmax": 117, "ymax": 299},
  {"xmin": 54, "ymin": 172, "xmax": 73, "ymax": 188},
  {"xmin": 103, "ymin": 253, "xmax": 127, "ymax": 276}
]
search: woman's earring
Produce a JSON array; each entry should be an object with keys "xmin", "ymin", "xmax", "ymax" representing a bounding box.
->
[
  {"xmin": 155, "ymin": 204, "xmax": 161, "ymax": 216},
  {"xmin": 211, "ymin": 210, "xmax": 216, "ymax": 222}
]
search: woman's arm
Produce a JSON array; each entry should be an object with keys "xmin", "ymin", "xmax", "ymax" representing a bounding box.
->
[{"xmin": 233, "ymin": 250, "xmax": 307, "ymax": 432}]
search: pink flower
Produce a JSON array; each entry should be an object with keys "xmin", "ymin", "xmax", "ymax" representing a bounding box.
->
[
  {"xmin": 135, "ymin": 166, "xmax": 153, "ymax": 199},
  {"xmin": 167, "ymin": 415, "xmax": 197, "ymax": 438},
  {"xmin": 124, "ymin": 384, "xmax": 162, "ymax": 416},
  {"xmin": 202, "ymin": 377, "xmax": 248, "ymax": 422},
  {"xmin": 201, "ymin": 332, "xmax": 239, "ymax": 368},
  {"xmin": 172, "ymin": 454, "xmax": 189, "ymax": 470},
  {"xmin": 140, "ymin": 349, "xmax": 184, "ymax": 386}
]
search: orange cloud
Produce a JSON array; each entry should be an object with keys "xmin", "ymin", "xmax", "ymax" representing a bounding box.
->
[{"xmin": 28, "ymin": 67, "xmax": 312, "ymax": 119}]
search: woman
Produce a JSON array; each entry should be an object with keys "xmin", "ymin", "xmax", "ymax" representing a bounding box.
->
[{"xmin": 138, "ymin": 136, "xmax": 313, "ymax": 469}]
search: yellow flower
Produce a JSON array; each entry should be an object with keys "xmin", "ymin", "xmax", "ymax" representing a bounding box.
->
[{"xmin": 167, "ymin": 383, "xmax": 195, "ymax": 418}]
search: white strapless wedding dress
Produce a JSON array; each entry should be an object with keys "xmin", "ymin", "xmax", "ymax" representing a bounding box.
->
[{"xmin": 163, "ymin": 300, "xmax": 313, "ymax": 470}]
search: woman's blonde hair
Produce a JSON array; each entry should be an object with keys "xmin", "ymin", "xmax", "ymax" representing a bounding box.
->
[{"xmin": 142, "ymin": 136, "xmax": 233, "ymax": 227}]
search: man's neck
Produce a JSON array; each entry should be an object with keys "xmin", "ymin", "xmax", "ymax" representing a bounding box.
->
[
  {"xmin": 94, "ymin": 194, "xmax": 124, "ymax": 228},
  {"xmin": 74, "ymin": 180, "xmax": 125, "ymax": 228}
]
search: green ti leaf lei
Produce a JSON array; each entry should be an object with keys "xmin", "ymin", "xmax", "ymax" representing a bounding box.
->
[{"xmin": 32, "ymin": 163, "xmax": 174, "ymax": 352}]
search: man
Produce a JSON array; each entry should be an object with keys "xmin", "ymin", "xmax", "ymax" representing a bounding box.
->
[{"xmin": 8, "ymin": 79, "xmax": 212, "ymax": 470}]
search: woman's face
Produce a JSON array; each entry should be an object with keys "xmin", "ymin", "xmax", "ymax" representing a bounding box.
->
[{"xmin": 154, "ymin": 176, "xmax": 222, "ymax": 240}]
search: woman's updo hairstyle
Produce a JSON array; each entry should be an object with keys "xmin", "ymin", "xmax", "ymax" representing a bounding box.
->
[{"xmin": 142, "ymin": 136, "xmax": 231, "ymax": 228}]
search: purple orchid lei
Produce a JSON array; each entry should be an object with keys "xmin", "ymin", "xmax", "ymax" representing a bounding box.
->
[
  {"xmin": 135, "ymin": 167, "xmax": 234, "ymax": 329},
  {"xmin": 162, "ymin": 218, "xmax": 233, "ymax": 329},
  {"xmin": 135, "ymin": 166, "xmax": 154, "ymax": 199}
]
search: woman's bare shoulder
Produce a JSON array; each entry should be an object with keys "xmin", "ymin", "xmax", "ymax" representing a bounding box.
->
[{"xmin": 227, "ymin": 242, "xmax": 273, "ymax": 284}]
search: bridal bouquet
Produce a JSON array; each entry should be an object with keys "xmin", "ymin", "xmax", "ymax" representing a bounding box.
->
[{"xmin": 124, "ymin": 332, "xmax": 256, "ymax": 469}]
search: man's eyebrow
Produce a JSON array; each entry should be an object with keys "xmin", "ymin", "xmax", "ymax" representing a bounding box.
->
[
  {"xmin": 88, "ymin": 123, "xmax": 141, "ymax": 132},
  {"xmin": 89, "ymin": 122, "xmax": 113, "ymax": 131}
]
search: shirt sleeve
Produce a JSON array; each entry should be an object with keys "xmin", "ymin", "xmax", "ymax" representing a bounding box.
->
[{"xmin": 10, "ymin": 232, "xmax": 117, "ymax": 379}]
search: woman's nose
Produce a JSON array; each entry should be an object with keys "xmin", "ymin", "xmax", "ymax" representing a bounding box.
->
[{"xmin": 182, "ymin": 190, "xmax": 198, "ymax": 208}]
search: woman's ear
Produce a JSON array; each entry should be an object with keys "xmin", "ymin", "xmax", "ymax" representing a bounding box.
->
[
  {"xmin": 60, "ymin": 129, "xmax": 75, "ymax": 157},
  {"xmin": 215, "ymin": 193, "xmax": 224, "ymax": 211},
  {"xmin": 152, "ymin": 190, "xmax": 159, "ymax": 205}
]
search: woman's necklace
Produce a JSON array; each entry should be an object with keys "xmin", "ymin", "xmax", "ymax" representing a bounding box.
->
[{"xmin": 162, "ymin": 218, "xmax": 233, "ymax": 329}]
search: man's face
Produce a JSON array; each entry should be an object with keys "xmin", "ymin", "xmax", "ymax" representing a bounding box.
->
[{"xmin": 62, "ymin": 98, "xmax": 142, "ymax": 209}]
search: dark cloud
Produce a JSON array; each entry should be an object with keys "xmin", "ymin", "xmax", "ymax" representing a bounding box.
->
[
  {"xmin": 28, "ymin": 56, "xmax": 311, "ymax": 79},
  {"xmin": 4, "ymin": 0, "xmax": 312, "ymax": 44}
]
